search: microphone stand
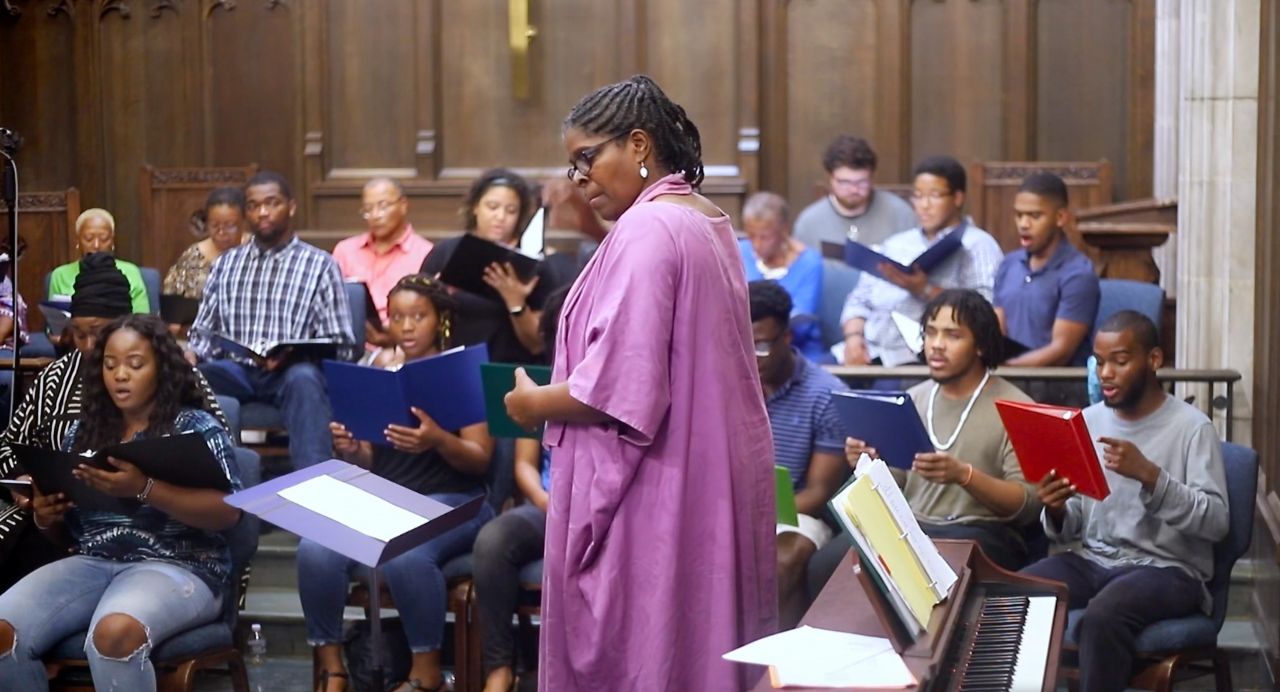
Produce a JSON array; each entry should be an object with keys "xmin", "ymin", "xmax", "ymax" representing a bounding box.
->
[{"xmin": 1, "ymin": 127, "xmax": 23, "ymax": 412}]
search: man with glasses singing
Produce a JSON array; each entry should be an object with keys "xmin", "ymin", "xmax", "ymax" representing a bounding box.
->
[
  {"xmin": 792, "ymin": 135, "xmax": 917, "ymax": 250},
  {"xmin": 838, "ymin": 155, "xmax": 1003, "ymax": 367},
  {"xmin": 749, "ymin": 280, "xmax": 848, "ymax": 629},
  {"xmin": 188, "ymin": 171, "xmax": 356, "ymax": 470},
  {"xmin": 332, "ymin": 177, "xmax": 433, "ymax": 348}
]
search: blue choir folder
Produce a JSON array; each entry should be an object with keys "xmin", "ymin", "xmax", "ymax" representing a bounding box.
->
[
  {"xmin": 831, "ymin": 389, "xmax": 934, "ymax": 470},
  {"xmin": 323, "ymin": 344, "xmax": 490, "ymax": 444},
  {"xmin": 838, "ymin": 224, "xmax": 967, "ymax": 281}
]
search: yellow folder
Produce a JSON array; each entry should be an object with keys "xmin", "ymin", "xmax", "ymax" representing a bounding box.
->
[{"xmin": 842, "ymin": 475, "xmax": 939, "ymax": 629}]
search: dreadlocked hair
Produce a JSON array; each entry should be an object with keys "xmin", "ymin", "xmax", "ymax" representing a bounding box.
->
[
  {"xmin": 74, "ymin": 314, "xmax": 209, "ymax": 453},
  {"xmin": 387, "ymin": 273, "xmax": 458, "ymax": 351},
  {"xmin": 563, "ymin": 74, "xmax": 705, "ymax": 188}
]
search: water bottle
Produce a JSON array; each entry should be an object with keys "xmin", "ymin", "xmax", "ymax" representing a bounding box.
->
[{"xmin": 247, "ymin": 623, "xmax": 267, "ymax": 666}]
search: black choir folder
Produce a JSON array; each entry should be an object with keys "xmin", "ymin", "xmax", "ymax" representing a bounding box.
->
[
  {"xmin": 210, "ymin": 334, "xmax": 339, "ymax": 365},
  {"xmin": 13, "ymin": 433, "xmax": 231, "ymax": 514},
  {"xmin": 160, "ymin": 295, "xmax": 201, "ymax": 326},
  {"xmin": 831, "ymin": 390, "xmax": 933, "ymax": 470},
  {"xmin": 437, "ymin": 233, "xmax": 540, "ymax": 302}
]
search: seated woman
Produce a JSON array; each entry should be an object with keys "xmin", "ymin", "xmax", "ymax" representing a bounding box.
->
[
  {"xmin": 162, "ymin": 187, "xmax": 247, "ymax": 333},
  {"xmin": 308, "ymin": 274, "xmax": 495, "ymax": 692},
  {"xmin": 48, "ymin": 209, "xmax": 150, "ymax": 314},
  {"xmin": 471, "ymin": 286, "xmax": 568, "ymax": 692},
  {"xmin": 738, "ymin": 192, "xmax": 825, "ymax": 360},
  {"xmin": 420, "ymin": 169, "xmax": 560, "ymax": 364},
  {"xmin": 0, "ymin": 314, "xmax": 242, "ymax": 692}
]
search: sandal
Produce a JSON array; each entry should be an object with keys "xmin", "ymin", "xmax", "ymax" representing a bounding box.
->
[{"xmin": 316, "ymin": 669, "xmax": 349, "ymax": 692}]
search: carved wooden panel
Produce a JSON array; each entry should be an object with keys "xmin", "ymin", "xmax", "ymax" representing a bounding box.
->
[
  {"xmin": 137, "ymin": 163, "xmax": 258, "ymax": 275},
  {"xmin": 967, "ymin": 160, "xmax": 1112, "ymax": 253}
]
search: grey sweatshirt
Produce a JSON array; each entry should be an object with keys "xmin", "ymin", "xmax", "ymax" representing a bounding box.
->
[{"xmin": 1042, "ymin": 394, "xmax": 1229, "ymax": 611}]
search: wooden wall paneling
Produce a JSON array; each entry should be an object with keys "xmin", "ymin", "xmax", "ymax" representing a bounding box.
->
[
  {"xmin": 1126, "ymin": 0, "xmax": 1155, "ymax": 199},
  {"xmin": 300, "ymin": 0, "xmax": 326, "ymax": 226},
  {"xmin": 206, "ymin": 0, "xmax": 302, "ymax": 217},
  {"xmin": 910, "ymin": 0, "xmax": 1007, "ymax": 166},
  {"xmin": 777, "ymin": 0, "xmax": 887, "ymax": 210},
  {"xmin": 1254, "ymin": 0, "xmax": 1280, "ymax": 677},
  {"xmin": 0, "ymin": 188, "xmax": 79, "ymax": 331},
  {"xmin": 0, "ymin": 5, "xmax": 79, "ymax": 190},
  {"xmin": 1035, "ymin": 0, "xmax": 1143, "ymax": 201},
  {"xmin": 95, "ymin": 5, "xmax": 152, "ymax": 263},
  {"xmin": 1001, "ymin": 0, "xmax": 1036, "ymax": 160},
  {"xmin": 876, "ymin": 0, "xmax": 911, "ymax": 183},
  {"xmin": 735, "ymin": 0, "xmax": 761, "ymax": 193},
  {"xmin": 324, "ymin": 0, "xmax": 417, "ymax": 177},
  {"xmin": 413, "ymin": 0, "xmax": 440, "ymax": 179},
  {"xmin": 757, "ymin": 0, "xmax": 787, "ymax": 200}
]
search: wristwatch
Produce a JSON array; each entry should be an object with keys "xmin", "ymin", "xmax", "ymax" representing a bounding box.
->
[{"xmin": 508, "ymin": 304, "xmax": 527, "ymax": 317}]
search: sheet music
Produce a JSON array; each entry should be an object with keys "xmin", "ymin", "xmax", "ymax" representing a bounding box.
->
[
  {"xmin": 519, "ymin": 206, "xmax": 546, "ymax": 257},
  {"xmin": 278, "ymin": 475, "xmax": 428, "ymax": 542},
  {"xmin": 830, "ymin": 479, "xmax": 923, "ymax": 634},
  {"xmin": 862, "ymin": 460, "xmax": 959, "ymax": 599},
  {"xmin": 723, "ymin": 626, "xmax": 913, "ymax": 688},
  {"xmin": 891, "ymin": 311, "xmax": 924, "ymax": 354}
]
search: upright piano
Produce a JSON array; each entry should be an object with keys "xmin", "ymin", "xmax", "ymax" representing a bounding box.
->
[{"xmin": 750, "ymin": 540, "xmax": 1068, "ymax": 691}]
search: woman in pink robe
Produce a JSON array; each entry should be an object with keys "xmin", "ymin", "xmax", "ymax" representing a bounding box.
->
[{"xmin": 505, "ymin": 75, "xmax": 777, "ymax": 691}]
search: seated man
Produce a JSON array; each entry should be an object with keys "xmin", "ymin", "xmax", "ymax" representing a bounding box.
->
[
  {"xmin": 332, "ymin": 177, "xmax": 433, "ymax": 349},
  {"xmin": 792, "ymin": 135, "xmax": 917, "ymax": 249},
  {"xmin": 839, "ymin": 156, "xmax": 1003, "ymax": 367},
  {"xmin": 749, "ymin": 281, "xmax": 847, "ymax": 628},
  {"xmin": 740, "ymin": 193, "xmax": 824, "ymax": 360},
  {"xmin": 187, "ymin": 171, "xmax": 356, "ymax": 470},
  {"xmin": 1023, "ymin": 310, "xmax": 1228, "ymax": 692},
  {"xmin": 809, "ymin": 289, "xmax": 1041, "ymax": 596},
  {"xmin": 994, "ymin": 173, "xmax": 1099, "ymax": 367}
]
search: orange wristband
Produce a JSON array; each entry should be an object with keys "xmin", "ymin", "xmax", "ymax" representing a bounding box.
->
[{"xmin": 960, "ymin": 463, "xmax": 975, "ymax": 487}]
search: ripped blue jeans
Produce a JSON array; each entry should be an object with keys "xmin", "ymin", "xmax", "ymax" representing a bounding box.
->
[{"xmin": 0, "ymin": 555, "xmax": 222, "ymax": 691}]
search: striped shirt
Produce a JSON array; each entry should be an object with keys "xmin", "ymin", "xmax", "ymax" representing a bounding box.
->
[
  {"xmin": 188, "ymin": 236, "xmax": 356, "ymax": 363},
  {"xmin": 64, "ymin": 409, "xmax": 242, "ymax": 593},
  {"xmin": 840, "ymin": 219, "xmax": 1004, "ymax": 366},
  {"xmin": 765, "ymin": 353, "xmax": 848, "ymax": 491},
  {"xmin": 0, "ymin": 351, "xmax": 227, "ymax": 556}
]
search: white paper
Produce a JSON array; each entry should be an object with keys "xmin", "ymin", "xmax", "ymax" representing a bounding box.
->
[
  {"xmin": 830, "ymin": 480, "xmax": 923, "ymax": 634},
  {"xmin": 519, "ymin": 206, "xmax": 545, "ymax": 258},
  {"xmin": 891, "ymin": 311, "xmax": 924, "ymax": 354},
  {"xmin": 724, "ymin": 626, "xmax": 913, "ymax": 688},
  {"xmin": 862, "ymin": 460, "xmax": 959, "ymax": 599},
  {"xmin": 278, "ymin": 475, "xmax": 428, "ymax": 543}
]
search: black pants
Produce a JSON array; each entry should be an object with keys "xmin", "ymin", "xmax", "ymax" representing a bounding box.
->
[
  {"xmin": 471, "ymin": 504, "xmax": 546, "ymax": 675},
  {"xmin": 1022, "ymin": 552, "xmax": 1202, "ymax": 692}
]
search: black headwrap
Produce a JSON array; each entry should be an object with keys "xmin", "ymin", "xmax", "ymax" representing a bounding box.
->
[{"xmin": 70, "ymin": 252, "xmax": 133, "ymax": 319}]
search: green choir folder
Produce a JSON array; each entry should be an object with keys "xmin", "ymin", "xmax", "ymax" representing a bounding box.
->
[
  {"xmin": 481, "ymin": 363, "xmax": 552, "ymax": 439},
  {"xmin": 776, "ymin": 465, "xmax": 798, "ymax": 527}
]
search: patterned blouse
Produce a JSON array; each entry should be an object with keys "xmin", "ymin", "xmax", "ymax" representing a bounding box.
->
[
  {"xmin": 63, "ymin": 409, "xmax": 242, "ymax": 592},
  {"xmin": 0, "ymin": 351, "xmax": 227, "ymax": 559},
  {"xmin": 163, "ymin": 243, "xmax": 214, "ymax": 300},
  {"xmin": 0, "ymin": 276, "xmax": 27, "ymax": 349}
]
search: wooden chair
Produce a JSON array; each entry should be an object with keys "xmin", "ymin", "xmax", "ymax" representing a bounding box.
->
[
  {"xmin": 966, "ymin": 160, "xmax": 1113, "ymax": 254},
  {"xmin": 137, "ymin": 164, "xmax": 258, "ymax": 280},
  {"xmin": 0, "ymin": 188, "xmax": 80, "ymax": 333},
  {"xmin": 46, "ymin": 448, "xmax": 263, "ymax": 692},
  {"xmin": 1060, "ymin": 442, "xmax": 1258, "ymax": 691}
]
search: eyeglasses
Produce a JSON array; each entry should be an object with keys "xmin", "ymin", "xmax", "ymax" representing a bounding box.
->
[
  {"xmin": 754, "ymin": 331, "xmax": 786, "ymax": 358},
  {"xmin": 832, "ymin": 177, "xmax": 872, "ymax": 191},
  {"xmin": 207, "ymin": 221, "xmax": 240, "ymax": 234},
  {"xmin": 910, "ymin": 190, "xmax": 953, "ymax": 204},
  {"xmin": 360, "ymin": 197, "xmax": 404, "ymax": 219},
  {"xmin": 566, "ymin": 133, "xmax": 628, "ymax": 181}
]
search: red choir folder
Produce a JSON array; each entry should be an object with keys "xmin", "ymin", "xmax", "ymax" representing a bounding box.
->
[{"xmin": 994, "ymin": 399, "xmax": 1111, "ymax": 501}]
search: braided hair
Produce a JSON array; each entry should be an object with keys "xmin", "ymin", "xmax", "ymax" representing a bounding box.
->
[
  {"xmin": 563, "ymin": 75, "xmax": 705, "ymax": 188},
  {"xmin": 387, "ymin": 273, "xmax": 458, "ymax": 352},
  {"xmin": 74, "ymin": 314, "xmax": 209, "ymax": 453}
]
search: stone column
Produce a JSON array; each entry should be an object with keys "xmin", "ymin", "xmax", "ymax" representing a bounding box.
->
[
  {"xmin": 1176, "ymin": 0, "xmax": 1260, "ymax": 441},
  {"xmin": 1151, "ymin": 0, "xmax": 1179, "ymax": 294}
]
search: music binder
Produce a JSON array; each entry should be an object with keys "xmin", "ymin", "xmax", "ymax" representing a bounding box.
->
[
  {"xmin": 825, "ymin": 224, "xmax": 968, "ymax": 282},
  {"xmin": 995, "ymin": 399, "xmax": 1111, "ymax": 501},
  {"xmin": 437, "ymin": 233, "xmax": 540, "ymax": 303},
  {"xmin": 39, "ymin": 302, "xmax": 70, "ymax": 336},
  {"xmin": 13, "ymin": 433, "xmax": 233, "ymax": 514},
  {"xmin": 323, "ymin": 344, "xmax": 490, "ymax": 444},
  {"xmin": 344, "ymin": 280, "xmax": 385, "ymax": 332},
  {"xmin": 159, "ymin": 294, "xmax": 201, "ymax": 326},
  {"xmin": 831, "ymin": 390, "xmax": 933, "ymax": 470},
  {"xmin": 480, "ymin": 363, "xmax": 551, "ymax": 439},
  {"xmin": 209, "ymin": 334, "xmax": 340, "ymax": 366}
]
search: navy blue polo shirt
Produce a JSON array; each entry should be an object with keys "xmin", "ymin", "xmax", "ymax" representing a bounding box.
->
[
  {"xmin": 765, "ymin": 352, "xmax": 848, "ymax": 491},
  {"xmin": 993, "ymin": 239, "xmax": 1100, "ymax": 365}
]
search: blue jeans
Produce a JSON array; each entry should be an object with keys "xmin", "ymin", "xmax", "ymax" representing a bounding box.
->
[
  {"xmin": 198, "ymin": 359, "xmax": 332, "ymax": 469},
  {"xmin": 297, "ymin": 492, "xmax": 494, "ymax": 652},
  {"xmin": 1022, "ymin": 552, "xmax": 1202, "ymax": 692},
  {"xmin": 0, "ymin": 556, "xmax": 222, "ymax": 692}
]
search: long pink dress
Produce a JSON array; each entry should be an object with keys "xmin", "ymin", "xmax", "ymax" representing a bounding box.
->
[{"xmin": 540, "ymin": 174, "xmax": 778, "ymax": 691}]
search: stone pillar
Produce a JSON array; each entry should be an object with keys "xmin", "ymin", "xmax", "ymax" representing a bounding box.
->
[
  {"xmin": 1151, "ymin": 0, "xmax": 1179, "ymax": 294},
  {"xmin": 1176, "ymin": 0, "xmax": 1260, "ymax": 441}
]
